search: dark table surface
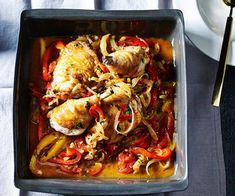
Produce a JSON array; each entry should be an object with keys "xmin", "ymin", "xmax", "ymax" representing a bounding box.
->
[{"xmin": 221, "ymin": 65, "xmax": 235, "ymax": 196}]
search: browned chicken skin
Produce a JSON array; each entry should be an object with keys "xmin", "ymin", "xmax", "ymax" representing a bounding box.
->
[
  {"xmin": 50, "ymin": 40, "xmax": 101, "ymax": 95},
  {"xmin": 47, "ymin": 95, "xmax": 100, "ymax": 136},
  {"xmin": 103, "ymin": 46, "xmax": 149, "ymax": 77}
]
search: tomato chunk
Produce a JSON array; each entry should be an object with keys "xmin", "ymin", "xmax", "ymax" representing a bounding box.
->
[
  {"xmin": 118, "ymin": 151, "xmax": 136, "ymax": 174},
  {"xmin": 87, "ymin": 163, "xmax": 104, "ymax": 176}
]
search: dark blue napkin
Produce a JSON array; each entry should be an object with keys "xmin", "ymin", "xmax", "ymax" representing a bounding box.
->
[{"xmin": 165, "ymin": 39, "xmax": 226, "ymax": 196}]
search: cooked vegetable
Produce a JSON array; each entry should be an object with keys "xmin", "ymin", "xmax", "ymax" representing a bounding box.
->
[
  {"xmin": 131, "ymin": 147, "xmax": 172, "ymax": 161},
  {"xmin": 48, "ymin": 147, "xmax": 81, "ymax": 165},
  {"xmin": 89, "ymin": 104, "xmax": 105, "ymax": 121},
  {"xmin": 41, "ymin": 41, "xmax": 65, "ymax": 82},
  {"xmin": 87, "ymin": 163, "xmax": 104, "ymax": 176}
]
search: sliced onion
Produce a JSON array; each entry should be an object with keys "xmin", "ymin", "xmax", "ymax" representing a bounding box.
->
[
  {"xmin": 133, "ymin": 154, "xmax": 147, "ymax": 174},
  {"xmin": 110, "ymin": 35, "xmax": 120, "ymax": 51},
  {"xmin": 100, "ymin": 34, "xmax": 110, "ymax": 56},
  {"xmin": 140, "ymin": 92, "xmax": 151, "ymax": 108},
  {"xmin": 113, "ymin": 82, "xmax": 132, "ymax": 98},
  {"xmin": 96, "ymin": 121, "xmax": 109, "ymax": 140},
  {"xmin": 131, "ymin": 73, "xmax": 149, "ymax": 87},
  {"xmin": 85, "ymin": 122, "xmax": 108, "ymax": 160},
  {"xmin": 86, "ymin": 86, "xmax": 98, "ymax": 96},
  {"xmin": 85, "ymin": 121, "xmax": 108, "ymax": 148},
  {"xmin": 159, "ymin": 159, "xmax": 171, "ymax": 170},
  {"xmin": 136, "ymin": 36, "xmax": 150, "ymax": 52},
  {"xmin": 90, "ymin": 73, "xmax": 113, "ymax": 82},
  {"xmin": 140, "ymin": 80, "xmax": 152, "ymax": 108},
  {"xmin": 146, "ymin": 159, "xmax": 158, "ymax": 176},
  {"xmin": 114, "ymin": 103, "xmax": 135, "ymax": 135},
  {"xmin": 134, "ymin": 95, "xmax": 143, "ymax": 114},
  {"xmin": 142, "ymin": 119, "xmax": 158, "ymax": 141},
  {"xmin": 169, "ymin": 133, "xmax": 177, "ymax": 151},
  {"xmin": 105, "ymin": 78, "xmax": 125, "ymax": 87}
]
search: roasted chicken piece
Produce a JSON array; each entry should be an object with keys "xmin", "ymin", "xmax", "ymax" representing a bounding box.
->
[
  {"xmin": 50, "ymin": 40, "xmax": 101, "ymax": 95},
  {"xmin": 103, "ymin": 46, "xmax": 149, "ymax": 78},
  {"xmin": 47, "ymin": 95, "xmax": 100, "ymax": 136}
]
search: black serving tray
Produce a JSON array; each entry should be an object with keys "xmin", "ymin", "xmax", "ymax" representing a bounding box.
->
[{"xmin": 13, "ymin": 9, "xmax": 187, "ymax": 195}]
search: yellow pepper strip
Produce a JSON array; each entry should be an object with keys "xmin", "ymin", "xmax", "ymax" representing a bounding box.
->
[
  {"xmin": 40, "ymin": 134, "xmax": 67, "ymax": 162},
  {"xmin": 29, "ymin": 132, "xmax": 67, "ymax": 175},
  {"xmin": 161, "ymin": 100, "xmax": 172, "ymax": 113},
  {"xmin": 29, "ymin": 153, "xmax": 43, "ymax": 176},
  {"xmin": 169, "ymin": 142, "xmax": 176, "ymax": 151},
  {"xmin": 29, "ymin": 131, "xmax": 68, "ymax": 176},
  {"xmin": 36, "ymin": 132, "xmax": 61, "ymax": 155}
]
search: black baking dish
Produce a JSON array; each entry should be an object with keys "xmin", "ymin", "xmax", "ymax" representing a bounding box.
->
[{"xmin": 13, "ymin": 9, "xmax": 187, "ymax": 195}]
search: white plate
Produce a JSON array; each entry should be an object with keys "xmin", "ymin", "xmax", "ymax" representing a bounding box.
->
[{"xmin": 173, "ymin": 0, "xmax": 235, "ymax": 65}]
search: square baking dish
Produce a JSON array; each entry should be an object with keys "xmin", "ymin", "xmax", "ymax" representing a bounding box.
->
[{"xmin": 13, "ymin": 9, "xmax": 187, "ymax": 195}]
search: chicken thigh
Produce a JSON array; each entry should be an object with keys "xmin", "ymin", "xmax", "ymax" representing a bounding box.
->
[{"xmin": 51, "ymin": 40, "xmax": 101, "ymax": 95}]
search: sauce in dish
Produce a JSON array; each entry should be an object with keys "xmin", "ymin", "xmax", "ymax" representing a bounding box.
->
[{"xmin": 29, "ymin": 34, "xmax": 176, "ymax": 178}]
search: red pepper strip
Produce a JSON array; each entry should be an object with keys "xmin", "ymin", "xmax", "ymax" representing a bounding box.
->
[
  {"xmin": 148, "ymin": 87, "xmax": 158, "ymax": 109},
  {"xmin": 42, "ymin": 45, "xmax": 53, "ymax": 82},
  {"xmin": 123, "ymin": 36, "xmax": 148, "ymax": 47},
  {"xmin": 49, "ymin": 147, "xmax": 81, "ymax": 165},
  {"xmin": 146, "ymin": 58, "xmax": 159, "ymax": 81},
  {"xmin": 89, "ymin": 104, "xmax": 105, "ymax": 120},
  {"xmin": 59, "ymin": 165, "xmax": 82, "ymax": 174},
  {"xmin": 42, "ymin": 41, "xmax": 65, "ymax": 82},
  {"xmin": 119, "ymin": 104, "xmax": 132, "ymax": 122},
  {"xmin": 131, "ymin": 147, "xmax": 172, "ymax": 161},
  {"xmin": 99, "ymin": 63, "xmax": 109, "ymax": 73},
  {"xmin": 87, "ymin": 163, "xmax": 104, "ymax": 176},
  {"xmin": 132, "ymin": 134, "xmax": 149, "ymax": 149},
  {"xmin": 166, "ymin": 112, "xmax": 174, "ymax": 139},
  {"xmin": 38, "ymin": 115, "xmax": 46, "ymax": 141},
  {"xmin": 158, "ymin": 132, "xmax": 171, "ymax": 148}
]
